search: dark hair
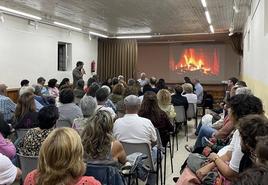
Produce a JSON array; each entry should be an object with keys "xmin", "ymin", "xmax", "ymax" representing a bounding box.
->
[
  {"xmin": 38, "ymin": 106, "xmax": 59, "ymax": 129},
  {"xmin": 232, "ymin": 166, "xmax": 268, "ymax": 185},
  {"xmin": 76, "ymin": 79, "xmax": 85, "ymax": 89},
  {"xmin": 48, "ymin": 79, "xmax": 57, "ymax": 88},
  {"xmin": 143, "ymin": 84, "xmax": 152, "ymax": 94},
  {"xmin": 156, "ymin": 78, "xmax": 167, "ymax": 90},
  {"xmin": 37, "ymin": 77, "xmax": 45, "ymax": 84},
  {"xmin": 229, "ymin": 77, "xmax": 239, "ymax": 85},
  {"xmin": 229, "ymin": 94, "xmax": 264, "ymax": 121},
  {"xmin": 175, "ymin": 85, "xmax": 183, "ymax": 94},
  {"xmin": 238, "ymin": 115, "xmax": 268, "ymax": 154},
  {"xmin": 236, "ymin": 80, "xmax": 247, "ymax": 87},
  {"xmin": 0, "ymin": 113, "xmax": 11, "ymax": 138},
  {"xmin": 87, "ymin": 77, "xmax": 96, "ymax": 87},
  {"xmin": 112, "ymin": 77, "xmax": 119, "ymax": 86},
  {"xmin": 59, "ymin": 78, "xmax": 70, "ymax": 89},
  {"xmin": 20, "ymin": 79, "xmax": 29, "ymax": 87},
  {"xmin": 256, "ymin": 136, "xmax": 268, "ymax": 165},
  {"xmin": 138, "ymin": 91, "xmax": 166, "ymax": 128},
  {"xmin": 59, "ymin": 88, "xmax": 74, "ymax": 104},
  {"xmin": 87, "ymin": 82, "xmax": 100, "ymax": 97},
  {"xmin": 76, "ymin": 61, "xmax": 84, "ymax": 67},
  {"xmin": 150, "ymin": 77, "xmax": 157, "ymax": 85},
  {"xmin": 127, "ymin": 79, "xmax": 136, "ymax": 86},
  {"xmin": 96, "ymin": 87, "xmax": 109, "ymax": 102},
  {"xmin": 184, "ymin": 76, "xmax": 192, "ymax": 83}
]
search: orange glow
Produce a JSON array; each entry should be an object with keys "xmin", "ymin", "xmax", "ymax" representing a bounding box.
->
[{"xmin": 172, "ymin": 48, "xmax": 219, "ymax": 75}]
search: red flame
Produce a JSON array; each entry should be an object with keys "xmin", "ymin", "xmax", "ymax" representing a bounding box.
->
[{"xmin": 172, "ymin": 48, "xmax": 219, "ymax": 75}]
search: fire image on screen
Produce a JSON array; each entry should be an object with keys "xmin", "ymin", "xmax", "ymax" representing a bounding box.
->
[{"xmin": 169, "ymin": 47, "xmax": 220, "ymax": 76}]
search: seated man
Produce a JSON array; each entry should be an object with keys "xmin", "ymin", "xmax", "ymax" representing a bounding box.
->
[
  {"xmin": 0, "ymin": 84, "xmax": 16, "ymax": 123},
  {"xmin": 171, "ymin": 85, "xmax": 188, "ymax": 111},
  {"xmin": 96, "ymin": 87, "xmax": 116, "ymax": 119},
  {"xmin": 113, "ymin": 95, "xmax": 157, "ymax": 185}
]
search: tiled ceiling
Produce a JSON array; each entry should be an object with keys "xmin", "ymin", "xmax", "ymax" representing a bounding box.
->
[{"xmin": 0, "ymin": 0, "xmax": 251, "ymax": 36}]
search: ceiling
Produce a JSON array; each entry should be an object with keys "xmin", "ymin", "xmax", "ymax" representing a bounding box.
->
[{"xmin": 0, "ymin": 0, "xmax": 251, "ymax": 37}]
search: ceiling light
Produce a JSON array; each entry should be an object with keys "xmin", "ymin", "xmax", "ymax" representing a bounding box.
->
[
  {"xmin": 233, "ymin": 5, "xmax": 240, "ymax": 13},
  {"xmin": 53, "ymin": 21, "xmax": 82, "ymax": 31},
  {"xmin": 228, "ymin": 32, "xmax": 234, "ymax": 36},
  {"xmin": 205, "ymin": 11, "xmax": 211, "ymax": 24},
  {"xmin": 201, "ymin": 0, "xmax": 207, "ymax": 8},
  {"xmin": 89, "ymin": 31, "xmax": 108, "ymax": 38},
  {"xmin": 0, "ymin": 6, "xmax": 41, "ymax": 20},
  {"xmin": 209, "ymin": 25, "xmax": 214, "ymax": 33},
  {"xmin": 116, "ymin": 35, "xmax": 152, "ymax": 39},
  {"xmin": 0, "ymin": 12, "xmax": 4, "ymax": 23}
]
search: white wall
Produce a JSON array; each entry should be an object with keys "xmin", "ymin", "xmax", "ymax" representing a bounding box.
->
[
  {"xmin": 242, "ymin": 0, "xmax": 268, "ymax": 113},
  {"xmin": 0, "ymin": 15, "xmax": 98, "ymax": 88}
]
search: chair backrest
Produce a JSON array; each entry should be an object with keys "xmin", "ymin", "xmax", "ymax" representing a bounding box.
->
[
  {"xmin": 85, "ymin": 163, "xmax": 125, "ymax": 185},
  {"xmin": 155, "ymin": 128, "xmax": 163, "ymax": 148},
  {"xmin": 56, "ymin": 120, "xmax": 72, "ymax": 128},
  {"xmin": 186, "ymin": 103, "xmax": 196, "ymax": 119},
  {"xmin": 16, "ymin": 129, "xmax": 29, "ymax": 140},
  {"xmin": 174, "ymin": 106, "xmax": 186, "ymax": 123},
  {"xmin": 120, "ymin": 142, "xmax": 155, "ymax": 171},
  {"xmin": 17, "ymin": 153, "xmax": 38, "ymax": 181}
]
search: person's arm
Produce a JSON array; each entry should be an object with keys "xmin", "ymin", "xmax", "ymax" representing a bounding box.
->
[
  {"xmin": 73, "ymin": 69, "xmax": 83, "ymax": 79},
  {"xmin": 208, "ymin": 152, "xmax": 238, "ymax": 179},
  {"xmin": 16, "ymin": 168, "xmax": 22, "ymax": 180},
  {"xmin": 112, "ymin": 140, "xmax": 127, "ymax": 164},
  {"xmin": 7, "ymin": 98, "xmax": 16, "ymax": 113}
]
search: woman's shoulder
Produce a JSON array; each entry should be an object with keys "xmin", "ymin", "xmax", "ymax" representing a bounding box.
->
[{"xmin": 76, "ymin": 176, "xmax": 101, "ymax": 185}]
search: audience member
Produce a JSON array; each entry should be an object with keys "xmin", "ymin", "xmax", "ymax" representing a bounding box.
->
[
  {"xmin": 109, "ymin": 83, "xmax": 125, "ymax": 105},
  {"xmin": 58, "ymin": 88, "xmax": 83, "ymax": 126},
  {"xmin": 157, "ymin": 89, "xmax": 176, "ymax": 120},
  {"xmin": 85, "ymin": 77, "xmax": 97, "ymax": 94},
  {"xmin": 86, "ymin": 82, "xmax": 100, "ymax": 97},
  {"xmin": 73, "ymin": 79, "xmax": 85, "ymax": 104},
  {"xmin": 82, "ymin": 110, "xmax": 126, "ymax": 164},
  {"xmin": 73, "ymin": 96, "xmax": 97, "ymax": 135},
  {"xmin": 37, "ymin": 77, "xmax": 49, "ymax": 96},
  {"xmin": 0, "ymin": 153, "xmax": 22, "ymax": 184},
  {"xmin": 139, "ymin": 91, "xmax": 174, "ymax": 147},
  {"xmin": 59, "ymin": 78, "xmax": 71, "ymax": 90},
  {"xmin": 0, "ymin": 84, "xmax": 16, "ymax": 122},
  {"xmin": 171, "ymin": 85, "xmax": 188, "ymax": 111},
  {"xmin": 183, "ymin": 76, "xmax": 195, "ymax": 91},
  {"xmin": 102, "ymin": 85, "xmax": 117, "ymax": 112},
  {"xmin": 24, "ymin": 128, "xmax": 100, "ymax": 185},
  {"xmin": 256, "ymin": 136, "xmax": 268, "ymax": 166},
  {"xmin": 19, "ymin": 86, "xmax": 44, "ymax": 111},
  {"xmin": 18, "ymin": 105, "xmax": 59, "ymax": 156},
  {"xmin": 138, "ymin": 72, "xmax": 149, "ymax": 87},
  {"xmin": 156, "ymin": 78, "xmax": 168, "ymax": 90},
  {"xmin": 182, "ymin": 83, "xmax": 198, "ymax": 104},
  {"xmin": 150, "ymin": 77, "xmax": 158, "ymax": 93},
  {"xmin": 14, "ymin": 92, "xmax": 38, "ymax": 129},
  {"xmin": 127, "ymin": 78, "xmax": 136, "ymax": 86},
  {"xmin": 72, "ymin": 61, "xmax": 85, "ymax": 87},
  {"xmin": 20, "ymin": 79, "xmax": 29, "ymax": 87},
  {"xmin": 47, "ymin": 78, "xmax": 59, "ymax": 98},
  {"xmin": 193, "ymin": 79, "xmax": 203, "ymax": 104},
  {"xmin": 95, "ymin": 87, "xmax": 116, "ymax": 119}
]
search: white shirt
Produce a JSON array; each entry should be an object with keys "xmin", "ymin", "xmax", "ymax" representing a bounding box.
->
[
  {"xmin": 138, "ymin": 78, "xmax": 149, "ymax": 87},
  {"xmin": 194, "ymin": 83, "xmax": 203, "ymax": 104},
  {"xmin": 217, "ymin": 129, "xmax": 244, "ymax": 173},
  {"xmin": 0, "ymin": 153, "xmax": 17, "ymax": 185},
  {"xmin": 97, "ymin": 105, "xmax": 116, "ymax": 119},
  {"xmin": 182, "ymin": 93, "xmax": 198, "ymax": 104},
  {"xmin": 113, "ymin": 114, "xmax": 157, "ymax": 144}
]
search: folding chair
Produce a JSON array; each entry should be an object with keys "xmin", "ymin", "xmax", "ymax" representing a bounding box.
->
[
  {"xmin": 56, "ymin": 120, "xmax": 72, "ymax": 127},
  {"xmin": 173, "ymin": 106, "xmax": 187, "ymax": 149},
  {"xmin": 17, "ymin": 153, "xmax": 38, "ymax": 181},
  {"xmin": 121, "ymin": 142, "xmax": 162, "ymax": 185}
]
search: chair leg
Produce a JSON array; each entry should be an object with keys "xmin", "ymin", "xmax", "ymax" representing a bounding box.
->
[
  {"xmin": 164, "ymin": 147, "xmax": 167, "ymax": 185},
  {"xmin": 185, "ymin": 122, "xmax": 188, "ymax": 142},
  {"xmin": 169, "ymin": 144, "xmax": 174, "ymax": 173}
]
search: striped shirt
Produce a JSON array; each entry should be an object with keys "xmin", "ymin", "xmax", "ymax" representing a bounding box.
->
[{"xmin": 0, "ymin": 95, "xmax": 16, "ymax": 122}]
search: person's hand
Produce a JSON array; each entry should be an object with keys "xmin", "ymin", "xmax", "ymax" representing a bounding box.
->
[
  {"xmin": 81, "ymin": 68, "xmax": 86, "ymax": 75},
  {"xmin": 208, "ymin": 152, "xmax": 219, "ymax": 162},
  {"xmin": 196, "ymin": 165, "xmax": 211, "ymax": 180}
]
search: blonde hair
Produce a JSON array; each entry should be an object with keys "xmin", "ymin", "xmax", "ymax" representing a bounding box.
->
[
  {"xmin": 182, "ymin": 83, "xmax": 193, "ymax": 93},
  {"xmin": 157, "ymin": 89, "xmax": 171, "ymax": 106},
  {"xmin": 36, "ymin": 128, "xmax": 85, "ymax": 185}
]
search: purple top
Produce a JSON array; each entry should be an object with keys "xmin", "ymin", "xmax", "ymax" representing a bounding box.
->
[{"xmin": 0, "ymin": 133, "xmax": 16, "ymax": 159}]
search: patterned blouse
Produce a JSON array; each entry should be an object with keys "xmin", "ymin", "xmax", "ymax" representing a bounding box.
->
[{"xmin": 18, "ymin": 128, "xmax": 53, "ymax": 156}]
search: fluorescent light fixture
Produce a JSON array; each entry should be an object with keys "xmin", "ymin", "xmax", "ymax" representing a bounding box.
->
[
  {"xmin": 201, "ymin": 0, "xmax": 207, "ymax": 8},
  {"xmin": 228, "ymin": 32, "xmax": 234, "ymax": 36},
  {"xmin": 233, "ymin": 5, "xmax": 240, "ymax": 13},
  {"xmin": 209, "ymin": 25, "xmax": 214, "ymax": 33},
  {"xmin": 0, "ymin": 6, "xmax": 41, "ymax": 20},
  {"xmin": 89, "ymin": 31, "xmax": 108, "ymax": 38},
  {"xmin": 116, "ymin": 35, "xmax": 152, "ymax": 39},
  {"xmin": 53, "ymin": 21, "xmax": 82, "ymax": 31},
  {"xmin": 205, "ymin": 11, "xmax": 211, "ymax": 24}
]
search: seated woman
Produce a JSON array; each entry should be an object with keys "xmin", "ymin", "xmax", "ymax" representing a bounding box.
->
[
  {"xmin": 47, "ymin": 78, "xmax": 59, "ymax": 98},
  {"xmin": 58, "ymin": 78, "xmax": 71, "ymax": 90},
  {"xmin": 108, "ymin": 83, "xmax": 125, "ymax": 105},
  {"xmin": 0, "ymin": 113, "xmax": 16, "ymax": 159},
  {"xmin": 24, "ymin": 128, "xmax": 101, "ymax": 185},
  {"xmin": 181, "ymin": 83, "xmax": 197, "ymax": 104},
  {"xmin": 73, "ymin": 79, "xmax": 85, "ymax": 104},
  {"xmin": 73, "ymin": 96, "xmax": 97, "ymax": 135},
  {"xmin": 0, "ymin": 153, "xmax": 22, "ymax": 184},
  {"xmin": 13, "ymin": 92, "xmax": 38, "ymax": 129},
  {"xmin": 157, "ymin": 89, "xmax": 176, "ymax": 121},
  {"xmin": 18, "ymin": 105, "xmax": 59, "ymax": 156},
  {"xmin": 58, "ymin": 88, "xmax": 83, "ymax": 126},
  {"xmin": 81, "ymin": 110, "xmax": 126, "ymax": 165},
  {"xmin": 139, "ymin": 91, "xmax": 174, "ymax": 147},
  {"xmin": 176, "ymin": 94, "xmax": 265, "ymax": 185}
]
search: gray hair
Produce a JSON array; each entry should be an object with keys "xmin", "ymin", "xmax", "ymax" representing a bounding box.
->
[
  {"xmin": 236, "ymin": 87, "xmax": 252, "ymax": 95},
  {"xmin": 101, "ymin": 85, "xmax": 111, "ymax": 94},
  {"xmin": 79, "ymin": 95, "xmax": 97, "ymax": 117}
]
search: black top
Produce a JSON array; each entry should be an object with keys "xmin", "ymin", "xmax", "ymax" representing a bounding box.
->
[{"xmin": 171, "ymin": 94, "xmax": 189, "ymax": 111}]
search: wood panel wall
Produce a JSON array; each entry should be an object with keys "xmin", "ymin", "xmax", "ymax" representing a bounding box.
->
[{"xmin": 7, "ymin": 88, "xmax": 19, "ymax": 103}]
